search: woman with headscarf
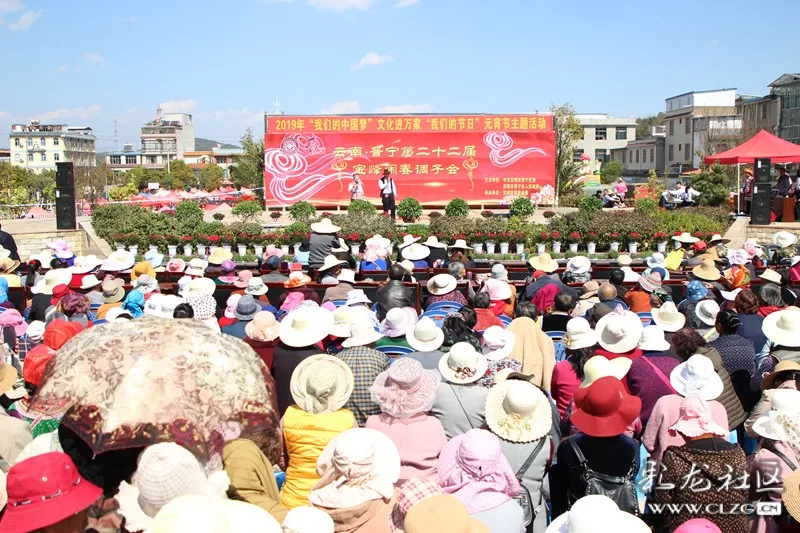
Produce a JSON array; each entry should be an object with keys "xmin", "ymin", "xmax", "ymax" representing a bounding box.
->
[
  {"xmin": 121, "ymin": 289, "xmax": 145, "ymax": 319},
  {"xmin": 709, "ymin": 309, "xmax": 757, "ymax": 412},
  {"xmin": 58, "ymin": 292, "xmax": 92, "ymax": 327},
  {"xmin": 506, "ymin": 315, "xmax": 555, "ymax": 392},
  {"xmin": 223, "ymin": 438, "xmax": 289, "ymax": 523},
  {"xmin": 360, "ymin": 235, "xmax": 389, "ymax": 272}
]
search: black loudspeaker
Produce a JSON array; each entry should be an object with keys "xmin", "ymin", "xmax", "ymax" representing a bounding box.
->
[
  {"xmin": 56, "ymin": 187, "xmax": 77, "ymax": 230},
  {"xmin": 750, "ymin": 158, "xmax": 772, "ymax": 225},
  {"xmin": 56, "ymin": 162, "xmax": 75, "ymax": 188},
  {"xmin": 754, "ymin": 158, "xmax": 771, "ymax": 184}
]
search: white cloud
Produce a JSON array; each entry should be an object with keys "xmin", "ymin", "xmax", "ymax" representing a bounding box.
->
[
  {"xmin": 0, "ymin": 0, "xmax": 22, "ymax": 14},
  {"xmin": 159, "ymin": 99, "xmax": 199, "ymax": 113},
  {"xmin": 8, "ymin": 9, "xmax": 41, "ymax": 30},
  {"xmin": 82, "ymin": 52, "xmax": 106, "ymax": 67},
  {"xmin": 36, "ymin": 104, "xmax": 102, "ymax": 121},
  {"xmin": 320, "ymin": 100, "xmax": 360, "ymax": 114},
  {"xmin": 392, "ymin": 0, "xmax": 420, "ymax": 7},
  {"xmin": 308, "ymin": 0, "xmax": 375, "ymax": 10},
  {"xmin": 0, "ymin": 111, "xmax": 9, "ymax": 118},
  {"xmin": 374, "ymin": 104, "xmax": 433, "ymax": 113},
  {"xmin": 351, "ymin": 52, "xmax": 394, "ymax": 71}
]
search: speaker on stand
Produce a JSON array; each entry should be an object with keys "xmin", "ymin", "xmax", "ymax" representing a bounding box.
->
[
  {"xmin": 55, "ymin": 162, "xmax": 77, "ymax": 230},
  {"xmin": 750, "ymin": 158, "xmax": 772, "ymax": 226}
]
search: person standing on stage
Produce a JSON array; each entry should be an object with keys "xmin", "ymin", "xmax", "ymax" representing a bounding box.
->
[
  {"xmin": 378, "ymin": 168, "xmax": 397, "ymax": 220},
  {"xmin": 349, "ymin": 173, "xmax": 364, "ymax": 201}
]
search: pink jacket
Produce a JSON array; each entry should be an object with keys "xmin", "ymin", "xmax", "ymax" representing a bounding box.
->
[
  {"xmin": 365, "ymin": 413, "xmax": 447, "ymax": 484},
  {"xmin": 550, "ymin": 361, "xmax": 581, "ymax": 417},
  {"xmin": 749, "ymin": 442, "xmax": 798, "ymax": 533}
]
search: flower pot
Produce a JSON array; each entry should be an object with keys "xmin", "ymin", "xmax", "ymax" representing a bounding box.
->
[
  {"xmin": 569, "ymin": 243, "xmax": 579, "ymax": 253},
  {"xmin": 536, "ymin": 243, "xmax": 546, "ymax": 254},
  {"xmin": 499, "ymin": 242, "xmax": 509, "ymax": 254},
  {"xmin": 281, "ymin": 245, "xmax": 290, "ymax": 256},
  {"xmin": 222, "ymin": 244, "xmax": 232, "ymax": 253},
  {"xmin": 610, "ymin": 242, "xmax": 620, "ymax": 252},
  {"xmin": 486, "ymin": 243, "xmax": 496, "ymax": 254},
  {"xmin": 552, "ymin": 241, "xmax": 562, "ymax": 254},
  {"xmin": 674, "ymin": 240, "xmax": 682, "ymax": 250},
  {"xmin": 115, "ymin": 243, "xmax": 125, "ymax": 252},
  {"xmin": 168, "ymin": 245, "xmax": 178, "ymax": 258},
  {"xmin": 128, "ymin": 245, "xmax": 139, "ymax": 256},
  {"xmin": 237, "ymin": 245, "xmax": 247, "ymax": 256},
  {"xmin": 587, "ymin": 242, "xmax": 597, "ymax": 254},
  {"xmin": 293, "ymin": 243, "xmax": 301, "ymax": 254},
  {"xmin": 516, "ymin": 243, "xmax": 525, "ymax": 254},
  {"xmin": 209, "ymin": 245, "xmax": 219, "ymax": 255},
  {"xmin": 183, "ymin": 244, "xmax": 193, "ymax": 256},
  {"xmin": 628, "ymin": 242, "xmax": 639, "ymax": 254},
  {"xmin": 148, "ymin": 245, "xmax": 158, "ymax": 254},
  {"xmin": 472, "ymin": 243, "xmax": 483, "ymax": 254},
  {"xmin": 657, "ymin": 241, "xmax": 667, "ymax": 254},
  {"xmin": 253, "ymin": 245, "xmax": 264, "ymax": 258}
]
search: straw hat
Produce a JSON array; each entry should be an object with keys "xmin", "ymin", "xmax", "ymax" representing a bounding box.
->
[
  {"xmin": 69, "ymin": 255, "xmax": 100, "ymax": 274},
  {"xmin": 616, "ymin": 254, "xmax": 632, "ymax": 267},
  {"xmin": 398, "ymin": 234, "xmax": 420, "ymax": 249},
  {"xmin": 401, "ymin": 244, "xmax": 430, "ymax": 262},
  {"xmin": 100, "ymin": 250, "xmax": 136, "ymax": 272},
  {"xmin": 651, "ymin": 301, "xmax": 686, "ymax": 332},
  {"xmin": 528, "ymin": 253, "xmax": 558, "ymax": 273},
  {"xmin": 427, "ymin": 274, "xmax": 457, "ymax": 295},
  {"xmin": 773, "ymin": 231, "xmax": 798, "ymax": 248},
  {"xmin": 751, "ymin": 389, "xmax": 800, "ymax": 441},
  {"xmin": 485, "ymin": 379, "xmax": 552, "ymax": 443},
  {"xmin": 245, "ymin": 277, "xmax": 269, "ymax": 296},
  {"xmin": 579, "ymin": 281, "xmax": 600, "ymax": 300},
  {"xmin": 0, "ymin": 361, "xmax": 18, "ymax": 398},
  {"xmin": 343, "ymin": 320, "xmax": 385, "ymax": 348},
  {"xmin": 481, "ymin": 326, "xmax": 515, "ymax": 361},
  {"xmin": 370, "ymin": 358, "xmax": 439, "ymax": 418},
  {"xmin": 759, "ymin": 269, "xmax": 782, "ymax": 284},
  {"xmin": 185, "ymin": 258, "xmax": 208, "ymax": 277},
  {"xmin": 290, "ymin": 354, "xmax": 354, "ymax": 414},
  {"xmin": 310, "ymin": 218, "xmax": 341, "ymax": 234},
  {"xmin": 207, "ymin": 247, "xmax": 233, "ymax": 266},
  {"xmin": 673, "ymin": 232, "xmax": 699, "ymax": 244},
  {"xmin": 567, "ymin": 256, "xmax": 591, "ymax": 275},
  {"xmin": 318, "ymin": 255, "xmax": 347, "ymax": 273},
  {"xmin": 707, "ymin": 234, "xmax": 730, "ymax": 245},
  {"xmin": 399, "ymin": 260, "xmax": 415, "ymax": 274},
  {"xmin": 762, "ymin": 308, "xmax": 800, "ymax": 347},
  {"xmin": 646, "ymin": 253, "xmax": 667, "ymax": 269},
  {"xmin": 284, "ymin": 271, "xmax": 312, "ymax": 289},
  {"xmin": 691, "ymin": 259, "xmax": 721, "ymax": 281},
  {"xmin": 670, "ymin": 354, "xmax": 724, "ymax": 400},
  {"xmin": 572, "ymin": 376, "xmax": 641, "ymax": 437},
  {"xmin": 101, "ymin": 279, "xmax": 125, "ymax": 304},
  {"xmin": 404, "ymin": 495, "xmax": 489, "ymax": 533},
  {"xmin": 423, "ymin": 236, "xmax": 446, "ymax": 249},
  {"xmin": 761, "ymin": 360, "xmax": 800, "ymax": 390},
  {"xmin": 562, "ymin": 317, "xmax": 598, "ymax": 350},
  {"xmin": 545, "ymin": 494, "xmax": 650, "ymax": 533},
  {"xmin": 448, "ymin": 239, "xmax": 470, "ymax": 250},
  {"xmin": 638, "ymin": 325, "xmax": 671, "ymax": 352},
  {"xmin": 595, "ymin": 309, "xmax": 643, "ymax": 354},
  {"xmin": 31, "ymin": 269, "xmax": 72, "ymax": 295},
  {"xmin": 784, "ymin": 469, "xmax": 800, "ymax": 524},
  {"xmin": 581, "ymin": 356, "xmax": 632, "ymax": 388},
  {"xmin": 166, "ymin": 258, "xmax": 186, "ymax": 273},
  {"xmin": 695, "ymin": 299, "xmax": 720, "ymax": 327},
  {"xmin": 279, "ymin": 307, "xmax": 334, "ymax": 347},
  {"xmin": 78, "ymin": 274, "xmax": 102, "ymax": 290},
  {"xmin": 406, "ymin": 317, "xmax": 445, "ymax": 352},
  {"xmin": 438, "ymin": 342, "xmax": 488, "ymax": 385},
  {"xmin": 187, "ymin": 277, "xmax": 216, "ymax": 296},
  {"xmin": 700, "ymin": 248, "xmax": 722, "ymax": 262}
]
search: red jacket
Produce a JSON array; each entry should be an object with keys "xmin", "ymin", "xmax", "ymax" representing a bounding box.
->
[{"xmin": 474, "ymin": 308, "xmax": 503, "ymax": 332}]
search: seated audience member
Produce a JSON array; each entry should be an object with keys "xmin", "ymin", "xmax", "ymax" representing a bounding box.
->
[
  {"xmin": 734, "ymin": 289, "xmax": 767, "ymax": 353},
  {"xmin": 321, "ymin": 268, "xmax": 355, "ymax": 303},
  {"xmin": 172, "ymin": 302, "xmax": 194, "ymax": 318},
  {"xmin": 540, "ymin": 292, "xmax": 573, "ymax": 332},
  {"xmin": 401, "ymin": 243, "xmax": 431, "ymax": 269},
  {"xmin": 628, "ymin": 325, "xmax": 681, "ymax": 424},
  {"xmin": 507, "ymin": 314, "xmax": 556, "ymax": 391},
  {"xmin": 624, "ymin": 272, "xmax": 662, "ymax": 313},
  {"xmin": 404, "ymin": 316, "xmax": 447, "ymax": 369},
  {"xmin": 598, "ymin": 281, "xmax": 626, "ymax": 309},
  {"xmin": 377, "ymin": 307, "xmax": 417, "ymax": 349},
  {"xmin": 448, "ymin": 240, "xmax": 476, "ymax": 269},
  {"xmin": 472, "ymin": 291, "xmax": 503, "ymax": 331},
  {"xmin": 514, "ymin": 301, "xmax": 538, "ymax": 321},
  {"xmin": 489, "ymin": 263, "xmax": 517, "ymax": 316},
  {"xmin": 608, "ymin": 268, "xmax": 628, "ymax": 298},
  {"xmin": 482, "ymin": 278, "xmax": 512, "ymax": 317},
  {"xmin": 376, "ymin": 264, "xmax": 415, "ymax": 321},
  {"xmin": 260, "ymin": 254, "xmax": 288, "ymax": 283},
  {"xmin": 337, "ymin": 322, "xmax": 390, "ymax": 426},
  {"xmin": 360, "ymin": 234, "xmax": 390, "ymax": 271},
  {"xmin": 243, "ymin": 311, "xmax": 280, "ymax": 370},
  {"xmin": 562, "ymin": 256, "xmax": 591, "ymax": 284},
  {"xmin": 525, "ymin": 253, "xmax": 578, "ymax": 301},
  {"xmin": 709, "ymin": 309, "xmax": 757, "ymax": 412},
  {"xmin": 571, "ymin": 281, "xmax": 600, "ymax": 318},
  {"xmin": 440, "ymin": 310, "xmax": 482, "ymax": 352},
  {"xmin": 745, "ymin": 360, "xmax": 800, "ymax": 437},
  {"xmin": 293, "ymin": 239, "xmax": 311, "ymax": 266},
  {"xmin": 316, "ymin": 256, "xmax": 347, "ymax": 285},
  {"xmin": 425, "ymin": 273, "xmax": 468, "ymax": 308},
  {"xmin": 757, "ymin": 282, "xmax": 787, "ymax": 317},
  {"xmin": 550, "ymin": 317, "xmax": 598, "ymax": 416},
  {"xmin": 432, "ymin": 343, "xmax": 491, "ymax": 437}
]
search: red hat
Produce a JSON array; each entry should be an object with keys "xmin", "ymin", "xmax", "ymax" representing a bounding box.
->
[
  {"xmin": 68, "ymin": 273, "xmax": 85, "ymax": 290},
  {"xmin": 43, "ymin": 319, "xmax": 84, "ymax": 351},
  {"xmin": 289, "ymin": 262, "xmax": 303, "ymax": 272},
  {"xmin": 0, "ymin": 452, "xmax": 102, "ymax": 533},
  {"xmin": 571, "ymin": 376, "xmax": 641, "ymax": 437},
  {"xmin": 22, "ymin": 345, "xmax": 56, "ymax": 387},
  {"xmin": 692, "ymin": 241, "xmax": 708, "ymax": 252},
  {"xmin": 50, "ymin": 284, "xmax": 70, "ymax": 306}
]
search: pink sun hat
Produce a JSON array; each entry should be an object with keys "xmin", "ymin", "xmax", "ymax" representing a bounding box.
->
[
  {"xmin": 669, "ymin": 393, "xmax": 727, "ymax": 438},
  {"xmin": 224, "ymin": 294, "xmax": 242, "ymax": 319},
  {"xmin": 263, "ymin": 245, "xmax": 282, "ymax": 260},
  {"xmin": 369, "ymin": 358, "xmax": 440, "ymax": 418},
  {"xmin": 0, "ymin": 309, "xmax": 27, "ymax": 337}
]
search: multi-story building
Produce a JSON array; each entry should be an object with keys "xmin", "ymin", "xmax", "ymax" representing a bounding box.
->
[
  {"xmin": 574, "ymin": 114, "xmax": 637, "ymax": 172},
  {"xmin": 736, "ymin": 94, "xmax": 781, "ymax": 137},
  {"xmin": 0, "ymin": 148, "xmax": 9, "ymax": 163},
  {"xmin": 183, "ymin": 147, "xmax": 245, "ymax": 180},
  {"xmin": 664, "ymin": 88, "xmax": 739, "ymax": 171},
  {"xmin": 769, "ymin": 73, "xmax": 800, "ymax": 145},
  {"xmin": 618, "ymin": 130, "xmax": 666, "ymax": 174},
  {"xmin": 139, "ymin": 108, "xmax": 195, "ymax": 169},
  {"xmin": 105, "ymin": 144, "xmax": 143, "ymax": 174},
  {"xmin": 9, "ymin": 122, "xmax": 96, "ymax": 173}
]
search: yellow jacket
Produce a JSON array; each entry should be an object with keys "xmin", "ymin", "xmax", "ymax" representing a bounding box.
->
[{"xmin": 280, "ymin": 405, "xmax": 355, "ymax": 509}]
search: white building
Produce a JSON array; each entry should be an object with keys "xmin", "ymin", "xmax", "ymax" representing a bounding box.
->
[
  {"xmin": 9, "ymin": 122, "xmax": 96, "ymax": 173},
  {"xmin": 105, "ymin": 144, "xmax": 143, "ymax": 174},
  {"xmin": 574, "ymin": 114, "xmax": 637, "ymax": 172},
  {"xmin": 139, "ymin": 108, "xmax": 195, "ymax": 169},
  {"xmin": 664, "ymin": 88, "xmax": 739, "ymax": 171},
  {"xmin": 183, "ymin": 147, "xmax": 245, "ymax": 180}
]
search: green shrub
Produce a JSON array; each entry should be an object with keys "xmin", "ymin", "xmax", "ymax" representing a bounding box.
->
[
  {"xmin": 577, "ymin": 196, "xmax": 603, "ymax": 212},
  {"xmin": 429, "ymin": 211, "xmax": 442, "ymax": 219},
  {"xmin": 509, "ymin": 197, "xmax": 535, "ymax": 218},
  {"xmin": 212, "ymin": 213, "xmax": 225, "ymax": 221},
  {"xmin": 232, "ymin": 200, "xmax": 262, "ymax": 223},
  {"xmin": 397, "ymin": 197, "xmax": 423, "ymax": 222},
  {"xmin": 599, "ymin": 160, "xmax": 624, "ymax": 184},
  {"xmin": 634, "ymin": 198, "xmax": 659, "ymax": 214},
  {"xmin": 405, "ymin": 224, "xmax": 430, "ymax": 239},
  {"xmin": 347, "ymin": 199, "xmax": 377, "ymax": 216},
  {"xmin": 691, "ymin": 164, "xmax": 730, "ymax": 207},
  {"xmin": 284, "ymin": 221, "xmax": 310, "ymax": 235},
  {"xmin": 445, "ymin": 198, "xmax": 470, "ymax": 217},
  {"xmin": 429, "ymin": 216, "xmax": 476, "ymax": 240},
  {"xmin": 543, "ymin": 211, "xmax": 556, "ymax": 219},
  {"xmin": 176, "ymin": 201, "xmax": 203, "ymax": 224},
  {"xmin": 288, "ymin": 201, "xmax": 317, "ymax": 223},
  {"xmin": 330, "ymin": 213, "xmax": 395, "ymax": 241}
]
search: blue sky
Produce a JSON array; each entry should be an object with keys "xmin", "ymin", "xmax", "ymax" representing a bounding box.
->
[{"xmin": 0, "ymin": 0, "xmax": 796, "ymax": 151}]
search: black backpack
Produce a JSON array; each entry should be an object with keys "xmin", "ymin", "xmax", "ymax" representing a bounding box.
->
[{"xmin": 566, "ymin": 436, "xmax": 639, "ymax": 516}]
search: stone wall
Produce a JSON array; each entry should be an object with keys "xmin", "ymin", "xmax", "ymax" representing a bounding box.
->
[
  {"xmin": 15, "ymin": 230, "xmax": 89, "ymax": 261},
  {"xmin": 746, "ymin": 224, "xmax": 800, "ymax": 246}
]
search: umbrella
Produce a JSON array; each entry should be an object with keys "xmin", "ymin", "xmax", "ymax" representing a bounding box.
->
[{"xmin": 29, "ymin": 316, "xmax": 283, "ymax": 469}]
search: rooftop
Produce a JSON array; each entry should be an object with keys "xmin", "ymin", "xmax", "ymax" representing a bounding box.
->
[
  {"xmin": 769, "ymin": 73, "xmax": 800, "ymax": 87},
  {"xmin": 665, "ymin": 88, "xmax": 737, "ymax": 101}
]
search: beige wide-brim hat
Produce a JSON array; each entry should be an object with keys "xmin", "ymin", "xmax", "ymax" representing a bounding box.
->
[
  {"xmin": 315, "ymin": 428, "xmax": 401, "ymax": 487},
  {"xmin": 651, "ymin": 301, "xmax": 686, "ymax": 332},
  {"xmin": 290, "ymin": 354, "xmax": 354, "ymax": 414},
  {"xmin": 70, "ymin": 254, "xmax": 101, "ymax": 274},
  {"xmin": 207, "ymin": 247, "xmax": 233, "ymax": 265},
  {"xmin": 310, "ymin": 218, "xmax": 341, "ymax": 234},
  {"xmin": 763, "ymin": 308, "xmax": 800, "ymax": 348},
  {"xmin": 773, "ymin": 231, "xmax": 798, "ymax": 248},
  {"xmin": 595, "ymin": 310, "xmax": 644, "ymax": 353},
  {"xmin": 427, "ymin": 274, "xmax": 458, "ymax": 295},
  {"xmin": 672, "ymin": 232, "xmax": 699, "ymax": 244},
  {"xmin": 760, "ymin": 269, "xmax": 782, "ymax": 284},
  {"xmin": 342, "ymin": 322, "xmax": 385, "ymax": 348},
  {"xmin": 580, "ymin": 356, "xmax": 632, "ymax": 388},
  {"xmin": 528, "ymin": 253, "xmax": 558, "ymax": 273},
  {"xmin": 279, "ymin": 307, "xmax": 335, "ymax": 347},
  {"xmin": 318, "ymin": 255, "xmax": 347, "ymax": 272},
  {"xmin": 31, "ymin": 268, "xmax": 72, "ymax": 295},
  {"xmin": 398, "ymin": 235, "xmax": 421, "ymax": 249},
  {"xmin": 79, "ymin": 274, "xmax": 102, "ymax": 290},
  {"xmin": 616, "ymin": 255, "xmax": 632, "ymax": 267},
  {"xmin": 423, "ymin": 236, "xmax": 447, "ymax": 249},
  {"xmin": 101, "ymin": 250, "xmax": 136, "ymax": 272},
  {"xmin": 438, "ymin": 342, "xmax": 489, "ymax": 385},
  {"xmin": 695, "ymin": 299, "xmax": 720, "ymax": 327},
  {"xmin": 151, "ymin": 495, "xmax": 282, "ymax": 533},
  {"xmin": 329, "ymin": 306, "xmax": 358, "ymax": 338},
  {"xmin": 691, "ymin": 259, "xmax": 721, "ymax": 281},
  {"xmin": 401, "ymin": 244, "xmax": 430, "ymax": 262},
  {"xmin": 783, "ymin": 469, "xmax": 800, "ymax": 523},
  {"xmin": 365, "ymin": 234, "xmax": 391, "ymax": 249},
  {"xmin": 708, "ymin": 234, "xmax": 730, "ymax": 245},
  {"xmin": 751, "ymin": 389, "xmax": 800, "ymax": 441},
  {"xmin": 399, "ymin": 260, "xmax": 415, "ymax": 274},
  {"xmin": 485, "ymin": 379, "xmax": 552, "ymax": 443},
  {"xmin": 187, "ymin": 277, "xmax": 216, "ymax": 296},
  {"xmin": 762, "ymin": 360, "xmax": 800, "ymax": 390},
  {"xmin": 448, "ymin": 239, "xmax": 469, "ymax": 250}
]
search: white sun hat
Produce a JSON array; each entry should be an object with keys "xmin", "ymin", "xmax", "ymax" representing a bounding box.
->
[
  {"xmin": 406, "ymin": 317, "xmax": 445, "ymax": 352},
  {"xmin": 438, "ymin": 342, "xmax": 488, "ymax": 385},
  {"xmin": 70, "ymin": 254, "xmax": 101, "ymax": 274},
  {"xmin": 481, "ymin": 326, "xmax": 515, "ymax": 361},
  {"xmin": 545, "ymin": 494, "xmax": 650, "ymax": 533},
  {"xmin": 401, "ymin": 243, "xmax": 431, "ymax": 262},
  {"xmin": 566, "ymin": 256, "xmax": 591, "ymax": 275},
  {"xmin": 760, "ymin": 269, "xmax": 783, "ymax": 284},
  {"xmin": 751, "ymin": 389, "xmax": 800, "ymax": 441},
  {"xmin": 694, "ymin": 299, "xmax": 720, "ymax": 327},
  {"xmin": 398, "ymin": 234, "xmax": 420, "ymax": 249},
  {"xmin": 670, "ymin": 354, "xmax": 724, "ymax": 400},
  {"xmin": 448, "ymin": 239, "xmax": 469, "ymax": 250},
  {"xmin": 31, "ymin": 268, "xmax": 72, "ymax": 295},
  {"xmin": 329, "ymin": 306, "xmax": 358, "ymax": 338},
  {"xmin": 282, "ymin": 506, "xmax": 335, "ymax": 533},
  {"xmin": 562, "ymin": 318, "xmax": 599, "ymax": 350},
  {"xmin": 426, "ymin": 274, "xmax": 458, "ymax": 296},
  {"xmin": 594, "ymin": 309, "xmax": 643, "ymax": 354},
  {"xmin": 720, "ymin": 288, "xmax": 743, "ymax": 302},
  {"xmin": 423, "ymin": 235, "xmax": 447, "ymax": 249},
  {"xmin": 485, "ymin": 379, "xmax": 552, "ymax": 443},
  {"xmin": 650, "ymin": 301, "xmax": 686, "ymax": 332},
  {"xmin": 762, "ymin": 308, "xmax": 800, "ymax": 348},
  {"xmin": 290, "ymin": 354, "xmax": 354, "ymax": 414},
  {"xmin": 151, "ymin": 495, "xmax": 281, "ymax": 533},
  {"xmin": 101, "ymin": 250, "xmax": 136, "ymax": 272},
  {"xmin": 79, "ymin": 273, "xmax": 102, "ymax": 290},
  {"xmin": 672, "ymin": 232, "xmax": 699, "ymax": 244},
  {"xmin": 365, "ymin": 234, "xmax": 391, "ymax": 249},
  {"xmin": 580, "ymin": 356, "xmax": 632, "ymax": 388},
  {"xmin": 638, "ymin": 325, "xmax": 671, "ymax": 352},
  {"xmin": 773, "ymin": 230, "xmax": 798, "ymax": 248},
  {"xmin": 342, "ymin": 320, "xmax": 384, "ymax": 348},
  {"xmin": 187, "ymin": 277, "xmax": 216, "ymax": 296},
  {"xmin": 279, "ymin": 307, "xmax": 335, "ymax": 348}
]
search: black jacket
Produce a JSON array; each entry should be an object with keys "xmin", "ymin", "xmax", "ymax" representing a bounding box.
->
[
  {"xmin": 0, "ymin": 231, "xmax": 19, "ymax": 261},
  {"xmin": 375, "ymin": 280, "xmax": 414, "ymax": 321}
]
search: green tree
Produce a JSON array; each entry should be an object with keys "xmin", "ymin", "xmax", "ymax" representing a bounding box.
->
[
  {"xmin": 200, "ymin": 164, "xmax": 224, "ymax": 191},
  {"xmin": 232, "ymin": 200, "xmax": 262, "ymax": 223},
  {"xmin": 599, "ymin": 159, "xmax": 624, "ymax": 184},
  {"xmin": 74, "ymin": 165, "xmax": 111, "ymax": 201},
  {"xmin": 551, "ymin": 103, "xmax": 583, "ymax": 196},
  {"xmin": 165, "ymin": 160, "xmax": 195, "ymax": 190},
  {"xmin": 691, "ymin": 163, "xmax": 730, "ymax": 206},
  {"xmin": 108, "ymin": 178, "xmax": 138, "ymax": 201},
  {"xmin": 636, "ymin": 113, "xmax": 666, "ymax": 139},
  {"xmin": 26, "ymin": 169, "xmax": 57, "ymax": 203},
  {"xmin": 231, "ymin": 128, "xmax": 264, "ymax": 191}
]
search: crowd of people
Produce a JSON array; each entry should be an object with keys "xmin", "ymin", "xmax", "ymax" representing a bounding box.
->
[{"xmin": 0, "ymin": 221, "xmax": 799, "ymax": 533}]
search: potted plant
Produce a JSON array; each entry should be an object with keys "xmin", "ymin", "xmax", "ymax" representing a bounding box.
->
[
  {"xmin": 509, "ymin": 196, "xmax": 535, "ymax": 219},
  {"xmin": 346, "ymin": 233, "xmax": 362, "ymax": 255},
  {"xmin": 586, "ymin": 232, "xmax": 599, "ymax": 254},
  {"xmin": 628, "ymin": 232, "xmax": 641, "ymax": 254},
  {"xmin": 195, "ymin": 235, "xmax": 210, "ymax": 257},
  {"xmin": 397, "ymin": 197, "xmax": 423, "ymax": 222},
  {"xmin": 269, "ymin": 211, "xmax": 281, "ymax": 222},
  {"xmin": 164, "ymin": 234, "xmax": 179, "ymax": 258},
  {"xmin": 535, "ymin": 232, "xmax": 548, "ymax": 255},
  {"xmin": 485, "ymin": 232, "xmax": 498, "ymax": 254},
  {"xmin": 125, "ymin": 233, "xmax": 139, "ymax": 256},
  {"xmin": 654, "ymin": 231, "xmax": 668, "ymax": 253},
  {"xmin": 445, "ymin": 198, "xmax": 470, "ymax": 217},
  {"xmin": 567, "ymin": 231, "xmax": 582, "ymax": 254},
  {"xmin": 207, "ymin": 235, "xmax": 221, "ymax": 254},
  {"xmin": 181, "ymin": 235, "xmax": 194, "ymax": 256},
  {"xmin": 481, "ymin": 210, "xmax": 494, "ymax": 219},
  {"xmin": 550, "ymin": 231, "xmax": 562, "ymax": 254},
  {"xmin": 514, "ymin": 231, "xmax": 526, "ymax": 255},
  {"xmin": 608, "ymin": 232, "xmax": 621, "ymax": 253},
  {"xmin": 472, "ymin": 232, "xmax": 485, "ymax": 254},
  {"xmin": 497, "ymin": 232, "xmax": 511, "ymax": 255},
  {"xmin": 113, "ymin": 233, "xmax": 127, "ymax": 252},
  {"xmin": 235, "ymin": 233, "xmax": 248, "ymax": 256}
]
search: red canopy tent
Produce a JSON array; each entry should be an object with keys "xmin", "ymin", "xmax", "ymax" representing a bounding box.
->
[{"xmin": 704, "ymin": 129, "xmax": 800, "ymax": 165}]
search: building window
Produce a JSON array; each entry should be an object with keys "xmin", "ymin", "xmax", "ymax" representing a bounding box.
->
[
  {"xmin": 54, "ymin": 153, "xmax": 60, "ymax": 161},
  {"xmin": 761, "ymin": 104, "xmax": 768, "ymax": 120},
  {"xmin": 629, "ymin": 150, "xmax": 633, "ymax": 163},
  {"xmin": 596, "ymin": 149, "xmax": 608, "ymax": 162},
  {"xmin": 54, "ymin": 138, "xmax": 59, "ymax": 146},
  {"xmin": 678, "ymin": 144, "xmax": 681, "ymax": 152},
  {"xmin": 27, "ymin": 153, "xmax": 33, "ymax": 162},
  {"xmin": 650, "ymin": 148, "xmax": 654, "ymax": 163},
  {"xmin": 40, "ymin": 153, "xmax": 46, "ymax": 162},
  {"xmin": 685, "ymin": 120, "xmax": 690, "ymax": 134},
  {"xmin": 26, "ymin": 138, "xmax": 32, "ymax": 147},
  {"xmin": 573, "ymin": 149, "xmax": 584, "ymax": 162},
  {"xmin": 669, "ymin": 120, "xmax": 674, "ymax": 136},
  {"xmin": 595, "ymin": 127, "xmax": 607, "ymax": 141},
  {"xmin": 125, "ymin": 155, "xmax": 137, "ymax": 165},
  {"xmin": 149, "ymin": 156, "xmax": 157, "ymax": 164},
  {"xmin": 615, "ymin": 128, "xmax": 627, "ymax": 140},
  {"xmin": 685, "ymin": 143, "xmax": 691, "ymax": 160},
  {"xmin": 14, "ymin": 138, "xmax": 20, "ymax": 147},
  {"xmin": 635, "ymin": 150, "xmax": 640, "ymax": 163},
  {"xmin": 110, "ymin": 155, "xmax": 121, "ymax": 165},
  {"xmin": 668, "ymin": 144, "xmax": 674, "ymax": 161},
  {"xmin": 216, "ymin": 156, "xmax": 227, "ymax": 164}
]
